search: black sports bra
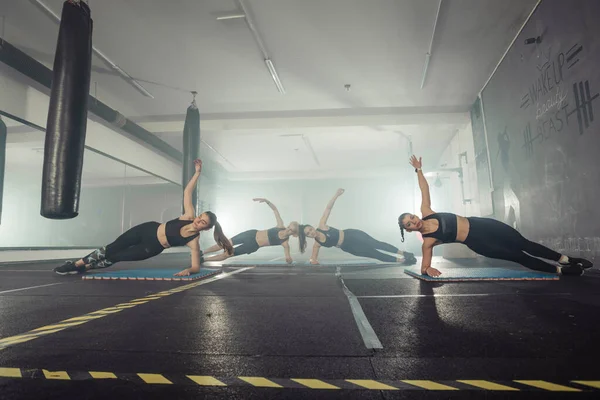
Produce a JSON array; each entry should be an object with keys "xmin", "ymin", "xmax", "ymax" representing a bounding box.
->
[
  {"xmin": 165, "ymin": 218, "xmax": 199, "ymax": 247},
  {"xmin": 267, "ymin": 227, "xmax": 288, "ymax": 245},
  {"xmin": 422, "ymin": 213, "xmax": 458, "ymax": 243},
  {"xmin": 316, "ymin": 227, "xmax": 340, "ymax": 248}
]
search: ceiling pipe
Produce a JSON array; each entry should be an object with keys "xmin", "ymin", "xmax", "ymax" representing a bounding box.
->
[
  {"xmin": 234, "ymin": 0, "xmax": 286, "ymax": 94},
  {"xmin": 29, "ymin": 0, "xmax": 155, "ymax": 99},
  {"xmin": 420, "ymin": 0, "xmax": 443, "ymax": 89},
  {"xmin": 0, "ymin": 38, "xmax": 181, "ymax": 163}
]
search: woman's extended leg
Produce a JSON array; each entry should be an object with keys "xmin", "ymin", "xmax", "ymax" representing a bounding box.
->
[
  {"xmin": 54, "ymin": 222, "xmax": 161, "ymax": 275},
  {"xmin": 204, "ymin": 230, "xmax": 260, "ymax": 262},
  {"xmin": 464, "ymin": 217, "xmax": 588, "ymax": 275},
  {"xmin": 341, "ymin": 229, "xmax": 416, "ymax": 264},
  {"xmin": 203, "ymin": 230, "xmax": 252, "ymax": 255}
]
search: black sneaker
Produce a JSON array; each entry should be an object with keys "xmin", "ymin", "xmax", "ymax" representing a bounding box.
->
[
  {"xmin": 560, "ymin": 265, "xmax": 584, "ymax": 276},
  {"xmin": 561, "ymin": 257, "xmax": 593, "ymax": 270},
  {"xmin": 402, "ymin": 252, "xmax": 417, "ymax": 266},
  {"xmin": 53, "ymin": 260, "xmax": 85, "ymax": 275}
]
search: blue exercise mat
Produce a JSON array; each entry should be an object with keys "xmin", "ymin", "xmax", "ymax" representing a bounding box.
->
[
  {"xmin": 222, "ymin": 259, "xmax": 386, "ymax": 266},
  {"xmin": 404, "ymin": 267, "xmax": 558, "ymax": 281},
  {"xmin": 82, "ymin": 268, "xmax": 220, "ymax": 281}
]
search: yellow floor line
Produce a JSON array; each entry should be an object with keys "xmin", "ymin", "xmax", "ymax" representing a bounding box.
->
[
  {"xmin": 0, "ymin": 267, "xmax": 251, "ymax": 352},
  {"xmin": 89, "ymin": 371, "xmax": 117, "ymax": 379},
  {"xmin": 138, "ymin": 373, "xmax": 172, "ymax": 384},
  {"xmin": 42, "ymin": 370, "xmax": 70, "ymax": 380},
  {"xmin": 187, "ymin": 375, "xmax": 227, "ymax": 386},
  {"xmin": 402, "ymin": 380, "xmax": 459, "ymax": 390},
  {"xmin": 0, "ymin": 368, "xmax": 22, "ymax": 378},
  {"xmin": 346, "ymin": 379, "xmax": 399, "ymax": 390},
  {"xmin": 458, "ymin": 380, "xmax": 519, "ymax": 391},
  {"xmin": 292, "ymin": 378, "xmax": 340, "ymax": 389},
  {"xmin": 571, "ymin": 381, "xmax": 600, "ymax": 389},
  {"xmin": 514, "ymin": 380, "xmax": 581, "ymax": 392},
  {"xmin": 239, "ymin": 377, "xmax": 283, "ymax": 388}
]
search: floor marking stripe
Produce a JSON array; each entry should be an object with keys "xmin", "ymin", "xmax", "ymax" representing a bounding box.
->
[
  {"xmin": 458, "ymin": 380, "xmax": 519, "ymax": 391},
  {"xmin": 572, "ymin": 381, "xmax": 600, "ymax": 389},
  {"xmin": 89, "ymin": 310, "xmax": 123, "ymax": 315},
  {"xmin": 187, "ymin": 375, "xmax": 227, "ymax": 386},
  {"xmin": 239, "ymin": 377, "xmax": 283, "ymax": 388},
  {"xmin": 292, "ymin": 379, "xmax": 340, "ymax": 389},
  {"xmin": 514, "ymin": 380, "xmax": 581, "ymax": 391},
  {"xmin": 402, "ymin": 380, "xmax": 459, "ymax": 390},
  {"xmin": 0, "ymin": 267, "xmax": 253, "ymax": 351},
  {"xmin": 61, "ymin": 315, "xmax": 106, "ymax": 323},
  {"xmin": 138, "ymin": 373, "xmax": 173, "ymax": 384},
  {"xmin": 42, "ymin": 370, "xmax": 70, "ymax": 380},
  {"xmin": 0, "ymin": 283, "xmax": 64, "ymax": 295},
  {"xmin": 336, "ymin": 267, "xmax": 382, "ymax": 349},
  {"xmin": 0, "ymin": 368, "xmax": 22, "ymax": 378},
  {"xmin": 346, "ymin": 379, "xmax": 399, "ymax": 390},
  {"xmin": 89, "ymin": 371, "xmax": 117, "ymax": 379},
  {"xmin": 0, "ymin": 328, "xmax": 67, "ymax": 346},
  {"xmin": 31, "ymin": 321, "xmax": 88, "ymax": 332},
  {"xmin": 0, "ymin": 367, "xmax": 598, "ymax": 391}
]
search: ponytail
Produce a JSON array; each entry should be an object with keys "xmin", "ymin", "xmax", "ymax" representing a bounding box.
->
[
  {"xmin": 298, "ymin": 224, "xmax": 308, "ymax": 253},
  {"xmin": 204, "ymin": 211, "xmax": 233, "ymax": 255},
  {"xmin": 398, "ymin": 213, "xmax": 410, "ymax": 243},
  {"xmin": 213, "ymin": 221, "xmax": 234, "ymax": 255}
]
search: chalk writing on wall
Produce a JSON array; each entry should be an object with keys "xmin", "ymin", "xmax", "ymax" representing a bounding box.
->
[{"xmin": 519, "ymin": 44, "xmax": 599, "ymax": 156}]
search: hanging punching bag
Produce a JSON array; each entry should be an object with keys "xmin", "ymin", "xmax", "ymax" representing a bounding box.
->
[
  {"xmin": 0, "ymin": 117, "xmax": 6, "ymax": 225},
  {"xmin": 182, "ymin": 94, "xmax": 201, "ymax": 214},
  {"xmin": 41, "ymin": 0, "xmax": 93, "ymax": 219}
]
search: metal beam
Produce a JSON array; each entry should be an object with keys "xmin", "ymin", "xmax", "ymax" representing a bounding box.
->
[{"xmin": 133, "ymin": 106, "xmax": 470, "ymax": 133}]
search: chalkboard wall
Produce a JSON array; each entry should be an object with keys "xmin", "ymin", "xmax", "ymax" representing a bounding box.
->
[{"xmin": 479, "ymin": 0, "xmax": 600, "ymax": 260}]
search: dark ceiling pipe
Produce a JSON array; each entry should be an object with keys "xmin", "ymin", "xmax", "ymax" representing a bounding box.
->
[{"xmin": 0, "ymin": 37, "xmax": 182, "ymax": 164}]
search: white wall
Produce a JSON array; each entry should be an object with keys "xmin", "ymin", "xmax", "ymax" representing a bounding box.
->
[{"xmin": 435, "ymin": 121, "xmax": 481, "ymax": 217}]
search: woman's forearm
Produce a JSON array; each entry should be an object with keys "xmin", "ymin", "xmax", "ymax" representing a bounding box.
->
[
  {"xmin": 184, "ymin": 171, "xmax": 200, "ymax": 193},
  {"xmin": 326, "ymin": 194, "xmax": 340, "ymax": 209},
  {"xmin": 416, "ymin": 170, "xmax": 429, "ymax": 192}
]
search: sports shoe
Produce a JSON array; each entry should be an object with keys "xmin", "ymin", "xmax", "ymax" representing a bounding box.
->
[
  {"xmin": 402, "ymin": 252, "xmax": 417, "ymax": 265},
  {"xmin": 560, "ymin": 265, "xmax": 584, "ymax": 276},
  {"xmin": 53, "ymin": 260, "xmax": 86, "ymax": 275},
  {"xmin": 561, "ymin": 257, "xmax": 593, "ymax": 270}
]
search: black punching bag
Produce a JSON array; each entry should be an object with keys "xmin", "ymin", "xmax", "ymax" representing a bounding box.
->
[
  {"xmin": 41, "ymin": 1, "xmax": 93, "ymax": 219},
  {"xmin": 182, "ymin": 96, "xmax": 200, "ymax": 214},
  {"xmin": 0, "ymin": 118, "xmax": 6, "ymax": 225}
]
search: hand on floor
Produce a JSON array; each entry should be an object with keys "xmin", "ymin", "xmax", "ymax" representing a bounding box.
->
[
  {"xmin": 286, "ymin": 257, "xmax": 293, "ymax": 264},
  {"xmin": 425, "ymin": 267, "xmax": 441, "ymax": 277},
  {"xmin": 174, "ymin": 268, "xmax": 191, "ymax": 276}
]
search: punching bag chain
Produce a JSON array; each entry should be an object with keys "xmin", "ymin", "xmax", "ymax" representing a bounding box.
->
[{"xmin": 191, "ymin": 91, "xmax": 198, "ymax": 108}]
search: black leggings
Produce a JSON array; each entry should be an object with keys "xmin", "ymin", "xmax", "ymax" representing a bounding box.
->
[
  {"xmin": 82, "ymin": 222, "xmax": 165, "ymax": 268},
  {"xmin": 464, "ymin": 217, "xmax": 561, "ymax": 273},
  {"xmin": 340, "ymin": 229, "xmax": 399, "ymax": 263},
  {"xmin": 231, "ymin": 229, "xmax": 261, "ymax": 256}
]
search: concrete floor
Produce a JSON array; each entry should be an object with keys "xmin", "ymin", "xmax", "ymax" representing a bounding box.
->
[{"xmin": 0, "ymin": 253, "xmax": 599, "ymax": 399}]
